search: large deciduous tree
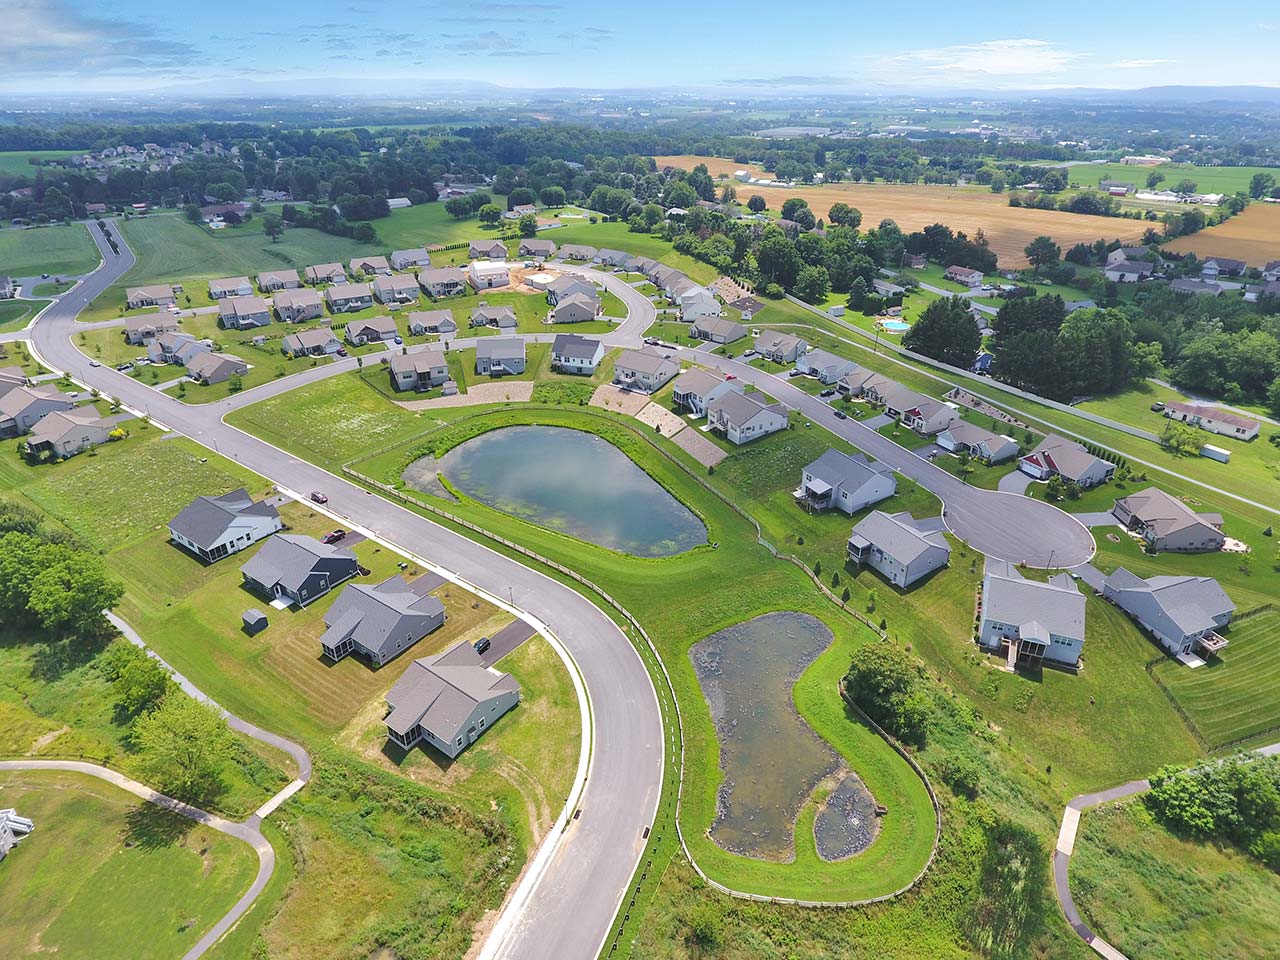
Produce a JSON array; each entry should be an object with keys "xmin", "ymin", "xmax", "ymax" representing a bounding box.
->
[{"xmin": 902, "ymin": 296, "xmax": 981, "ymax": 368}]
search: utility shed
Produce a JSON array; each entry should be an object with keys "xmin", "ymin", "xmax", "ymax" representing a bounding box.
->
[{"xmin": 242, "ymin": 609, "xmax": 268, "ymax": 635}]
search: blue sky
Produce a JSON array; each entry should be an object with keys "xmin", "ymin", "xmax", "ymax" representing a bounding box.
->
[{"xmin": 5, "ymin": 0, "xmax": 1279, "ymax": 95}]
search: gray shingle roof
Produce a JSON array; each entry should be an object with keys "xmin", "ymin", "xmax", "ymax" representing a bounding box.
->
[
  {"xmin": 850, "ymin": 510, "xmax": 949, "ymax": 566},
  {"xmin": 551, "ymin": 333, "xmax": 600, "ymax": 361},
  {"xmin": 805, "ymin": 448, "xmax": 891, "ymax": 491},
  {"xmin": 240, "ymin": 534, "xmax": 355, "ymax": 593},
  {"xmin": 476, "ymin": 337, "xmax": 525, "ymax": 362},
  {"xmin": 384, "ymin": 641, "xmax": 519, "ymax": 738},
  {"xmin": 170, "ymin": 488, "xmax": 278, "ymax": 549},
  {"xmin": 983, "ymin": 559, "xmax": 1084, "ymax": 639},
  {"xmin": 320, "ymin": 575, "xmax": 445, "ymax": 662},
  {"xmin": 1105, "ymin": 567, "xmax": 1234, "ymax": 636}
]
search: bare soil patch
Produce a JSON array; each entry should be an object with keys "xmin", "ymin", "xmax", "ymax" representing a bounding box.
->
[
  {"xmin": 395, "ymin": 381, "xmax": 534, "ymax": 410},
  {"xmin": 589, "ymin": 383, "xmax": 650, "ymax": 416},
  {"xmin": 672, "ymin": 424, "xmax": 728, "ymax": 467},
  {"xmin": 635, "ymin": 402, "xmax": 688, "ymax": 436}
]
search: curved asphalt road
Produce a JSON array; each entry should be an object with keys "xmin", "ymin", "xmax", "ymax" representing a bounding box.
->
[{"xmin": 30, "ymin": 221, "xmax": 665, "ymax": 960}]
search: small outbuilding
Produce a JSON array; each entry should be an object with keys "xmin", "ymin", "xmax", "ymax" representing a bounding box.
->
[{"xmin": 242, "ymin": 609, "xmax": 269, "ymax": 635}]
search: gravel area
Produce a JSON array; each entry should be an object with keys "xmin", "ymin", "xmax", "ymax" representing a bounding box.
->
[
  {"xmin": 672, "ymin": 424, "xmax": 728, "ymax": 467},
  {"xmin": 589, "ymin": 383, "xmax": 650, "ymax": 415},
  {"xmin": 635, "ymin": 402, "xmax": 687, "ymax": 436},
  {"xmin": 395, "ymin": 380, "xmax": 534, "ymax": 410}
]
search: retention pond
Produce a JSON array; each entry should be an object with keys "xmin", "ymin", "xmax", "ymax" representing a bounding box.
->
[{"xmin": 423, "ymin": 424, "xmax": 707, "ymax": 557}]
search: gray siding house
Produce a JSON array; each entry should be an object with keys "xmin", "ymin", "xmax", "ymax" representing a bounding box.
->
[
  {"xmin": 390, "ymin": 249, "xmax": 432, "ymax": 270},
  {"xmin": 373, "ymin": 274, "xmax": 420, "ymax": 305},
  {"xmin": 689, "ymin": 316, "xmax": 746, "ymax": 344},
  {"xmin": 390, "ymin": 348, "xmax": 450, "ymax": 392},
  {"xmin": 614, "ymin": 347, "xmax": 679, "ymax": 393},
  {"xmin": 1019, "ymin": 434, "xmax": 1116, "ymax": 488},
  {"xmin": 707, "ymin": 391, "xmax": 788, "ymax": 445},
  {"xmin": 170, "ymin": 488, "xmax": 281, "ymax": 562},
  {"xmin": 240, "ymin": 534, "xmax": 359, "ymax": 606},
  {"xmin": 24, "ymin": 410, "xmax": 111, "ymax": 459},
  {"xmin": 551, "ymin": 333, "xmax": 604, "ymax": 375},
  {"xmin": 419, "ymin": 267, "xmax": 468, "ymax": 299},
  {"xmin": 124, "ymin": 313, "xmax": 180, "ymax": 345},
  {"xmin": 519, "ymin": 238, "xmax": 557, "ymax": 259},
  {"xmin": 125, "ymin": 284, "xmax": 177, "ymax": 310},
  {"xmin": 305, "ymin": 263, "xmax": 347, "ymax": 285},
  {"xmin": 384, "ymin": 641, "xmax": 520, "ymax": 758},
  {"xmin": 980, "ymin": 559, "xmax": 1085, "ymax": 668},
  {"xmin": 345, "ymin": 315, "xmax": 398, "ymax": 345},
  {"xmin": 218, "ymin": 295, "xmax": 271, "ymax": 330},
  {"xmin": 1112, "ymin": 487, "xmax": 1225, "ymax": 553},
  {"xmin": 469, "ymin": 238, "xmax": 508, "ymax": 259},
  {"xmin": 0, "ymin": 386, "xmax": 78, "ymax": 438},
  {"xmin": 754, "ymin": 331, "xmax": 808, "ymax": 364},
  {"xmin": 185, "ymin": 352, "xmax": 248, "ymax": 385},
  {"xmin": 407, "ymin": 310, "xmax": 457, "ymax": 336},
  {"xmin": 936, "ymin": 422, "xmax": 1020, "ymax": 463},
  {"xmin": 671, "ymin": 367, "xmax": 741, "ymax": 416},
  {"xmin": 475, "ymin": 338, "xmax": 526, "ymax": 376},
  {"xmin": 209, "ymin": 276, "xmax": 253, "ymax": 299},
  {"xmin": 281, "ymin": 328, "xmax": 341, "ymax": 357},
  {"xmin": 258, "ymin": 269, "xmax": 301, "ymax": 292},
  {"xmin": 272, "ymin": 288, "xmax": 325, "ymax": 323},
  {"xmin": 319, "ymin": 575, "xmax": 447, "ymax": 666},
  {"xmin": 1103, "ymin": 568, "xmax": 1234, "ymax": 658},
  {"xmin": 326, "ymin": 283, "xmax": 374, "ymax": 313},
  {"xmin": 797, "ymin": 449, "xmax": 896, "ymax": 515},
  {"xmin": 796, "ymin": 348, "xmax": 856, "ymax": 384},
  {"xmin": 847, "ymin": 510, "xmax": 950, "ymax": 588},
  {"xmin": 551, "ymin": 292, "xmax": 600, "ymax": 324}
]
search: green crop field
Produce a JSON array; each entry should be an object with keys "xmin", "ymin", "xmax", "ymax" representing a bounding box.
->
[
  {"xmin": 1049, "ymin": 161, "xmax": 1277, "ymax": 197},
  {"xmin": 0, "ymin": 771, "xmax": 258, "ymax": 960},
  {"xmin": 0, "ymin": 150, "xmax": 85, "ymax": 176},
  {"xmin": 0, "ymin": 223, "xmax": 100, "ymax": 277},
  {"xmin": 1073, "ymin": 798, "xmax": 1280, "ymax": 960},
  {"xmin": 1150, "ymin": 610, "xmax": 1280, "ymax": 750}
]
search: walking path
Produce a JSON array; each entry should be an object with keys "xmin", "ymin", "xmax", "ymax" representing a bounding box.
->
[{"xmin": 1052, "ymin": 740, "xmax": 1280, "ymax": 960}]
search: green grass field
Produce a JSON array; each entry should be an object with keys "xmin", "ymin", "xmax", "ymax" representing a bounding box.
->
[
  {"xmin": 0, "ymin": 150, "xmax": 86, "ymax": 176},
  {"xmin": 0, "ymin": 771, "xmax": 258, "ymax": 960},
  {"xmin": 0, "ymin": 298, "xmax": 49, "ymax": 332},
  {"xmin": 351, "ymin": 201, "xmax": 509, "ymax": 249},
  {"xmin": 0, "ymin": 223, "xmax": 99, "ymax": 277},
  {"xmin": 541, "ymin": 221, "xmax": 722, "ymax": 284},
  {"xmin": 1050, "ymin": 161, "xmax": 1276, "ymax": 197},
  {"xmin": 1072, "ymin": 798, "xmax": 1280, "ymax": 960}
]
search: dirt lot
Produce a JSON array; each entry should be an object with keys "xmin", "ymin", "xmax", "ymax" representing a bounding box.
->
[
  {"xmin": 653, "ymin": 155, "xmax": 1148, "ymax": 267},
  {"xmin": 671, "ymin": 423, "xmax": 728, "ymax": 467},
  {"xmin": 589, "ymin": 383, "xmax": 650, "ymax": 415},
  {"xmin": 1163, "ymin": 203, "xmax": 1280, "ymax": 267},
  {"xmin": 395, "ymin": 381, "xmax": 534, "ymax": 410},
  {"xmin": 635, "ymin": 402, "xmax": 688, "ymax": 436}
]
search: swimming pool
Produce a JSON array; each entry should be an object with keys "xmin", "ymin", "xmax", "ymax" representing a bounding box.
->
[{"xmin": 879, "ymin": 319, "xmax": 911, "ymax": 333}]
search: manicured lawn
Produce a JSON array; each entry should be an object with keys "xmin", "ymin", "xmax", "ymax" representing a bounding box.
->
[
  {"xmin": 541, "ymin": 221, "xmax": 721, "ymax": 284},
  {"xmin": 1072, "ymin": 798, "xmax": 1280, "ymax": 960},
  {"xmin": 350, "ymin": 201, "xmax": 511, "ymax": 249},
  {"xmin": 0, "ymin": 771, "xmax": 258, "ymax": 960},
  {"xmin": 0, "ymin": 298, "xmax": 49, "ymax": 332},
  {"xmin": 0, "ymin": 149, "xmax": 86, "ymax": 175},
  {"xmin": 899, "ymin": 261, "xmax": 990, "ymax": 293},
  {"xmin": 0, "ymin": 223, "xmax": 99, "ymax": 277}
]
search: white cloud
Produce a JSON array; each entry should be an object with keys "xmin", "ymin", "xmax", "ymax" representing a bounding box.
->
[
  {"xmin": 3, "ymin": 0, "xmax": 196, "ymax": 78},
  {"xmin": 1107, "ymin": 58, "xmax": 1175, "ymax": 69},
  {"xmin": 885, "ymin": 39, "xmax": 1082, "ymax": 78}
]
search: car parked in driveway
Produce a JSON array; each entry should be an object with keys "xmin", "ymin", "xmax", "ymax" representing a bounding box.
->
[
  {"xmin": 309, "ymin": 491, "xmax": 328, "ymax": 504},
  {"xmin": 322, "ymin": 529, "xmax": 345, "ymax": 544},
  {"xmin": 819, "ymin": 388, "xmax": 836, "ymax": 398},
  {"xmin": 474, "ymin": 636, "xmax": 491, "ymax": 655}
]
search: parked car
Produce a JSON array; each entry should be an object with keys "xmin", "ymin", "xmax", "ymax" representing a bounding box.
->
[
  {"xmin": 1150, "ymin": 401, "xmax": 1166, "ymax": 412},
  {"xmin": 834, "ymin": 409, "xmax": 848, "ymax": 420},
  {"xmin": 393, "ymin": 335, "xmax": 403, "ymax": 345},
  {"xmin": 474, "ymin": 636, "xmax": 491, "ymax": 655},
  {"xmin": 336, "ymin": 347, "xmax": 348, "ymax": 357},
  {"xmin": 741, "ymin": 349, "xmax": 756, "ymax": 357},
  {"xmin": 115, "ymin": 362, "xmax": 133, "ymax": 372},
  {"xmin": 819, "ymin": 388, "xmax": 836, "ymax": 398},
  {"xmin": 309, "ymin": 491, "xmax": 328, "ymax": 504},
  {"xmin": 322, "ymin": 529, "xmax": 345, "ymax": 544}
]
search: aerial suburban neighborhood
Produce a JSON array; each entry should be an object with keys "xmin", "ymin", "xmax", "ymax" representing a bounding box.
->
[{"xmin": 2, "ymin": 20, "xmax": 1280, "ymax": 960}]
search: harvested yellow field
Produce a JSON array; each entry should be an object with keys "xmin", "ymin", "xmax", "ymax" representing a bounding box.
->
[
  {"xmin": 1163, "ymin": 203, "xmax": 1280, "ymax": 267},
  {"xmin": 653, "ymin": 154, "xmax": 1147, "ymax": 267}
]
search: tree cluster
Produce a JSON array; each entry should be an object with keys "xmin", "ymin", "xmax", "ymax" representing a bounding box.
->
[{"xmin": 843, "ymin": 642, "xmax": 930, "ymax": 747}]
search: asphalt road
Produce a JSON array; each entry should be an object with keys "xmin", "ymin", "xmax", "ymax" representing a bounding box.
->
[
  {"xmin": 30, "ymin": 221, "xmax": 665, "ymax": 960},
  {"xmin": 681, "ymin": 348, "xmax": 1097, "ymax": 568}
]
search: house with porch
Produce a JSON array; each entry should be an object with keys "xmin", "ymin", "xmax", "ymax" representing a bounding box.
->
[
  {"xmin": 124, "ymin": 313, "xmax": 180, "ymax": 345},
  {"xmin": 390, "ymin": 348, "xmax": 449, "ymax": 392},
  {"xmin": 847, "ymin": 510, "xmax": 950, "ymax": 588},
  {"xmin": 1112, "ymin": 487, "xmax": 1225, "ymax": 553},
  {"xmin": 545, "ymin": 275, "xmax": 597, "ymax": 306},
  {"xmin": 373, "ymin": 274, "xmax": 420, "ymax": 305},
  {"xmin": 281, "ymin": 328, "xmax": 341, "ymax": 357},
  {"xmin": 1163, "ymin": 402, "xmax": 1260, "ymax": 442},
  {"xmin": 595, "ymin": 248, "xmax": 630, "ymax": 267},
  {"xmin": 475, "ymin": 338, "xmax": 526, "ymax": 376},
  {"xmin": 1201, "ymin": 257, "xmax": 1245, "ymax": 280},
  {"xmin": 0, "ymin": 386, "xmax": 77, "ymax": 438},
  {"xmin": 560, "ymin": 244, "xmax": 597, "ymax": 261},
  {"xmin": 796, "ymin": 448, "xmax": 896, "ymax": 515},
  {"xmin": 325, "ymin": 283, "xmax": 374, "ymax": 313},
  {"xmin": 349, "ymin": 255, "xmax": 392, "ymax": 277},
  {"xmin": 469, "ymin": 238, "xmax": 507, "ymax": 259},
  {"xmin": 305, "ymin": 262, "xmax": 347, "ymax": 285},
  {"xmin": 671, "ymin": 367, "xmax": 741, "ymax": 416},
  {"xmin": 186, "ymin": 352, "xmax": 248, "ymax": 385},
  {"xmin": 689, "ymin": 316, "xmax": 746, "ymax": 344},
  {"xmin": 945, "ymin": 265, "xmax": 983, "ymax": 287},
  {"xmin": 383, "ymin": 642, "xmax": 520, "ymax": 758},
  {"xmin": 614, "ymin": 347, "xmax": 679, "ymax": 393},
  {"xmin": 169, "ymin": 488, "xmax": 280, "ymax": 562},
  {"xmin": 935, "ymin": 422, "xmax": 1020, "ymax": 463},
  {"xmin": 419, "ymin": 267, "xmax": 468, "ymax": 298},
  {"xmin": 218, "ymin": 295, "xmax": 271, "ymax": 329},
  {"xmin": 519, "ymin": 238, "xmax": 557, "ymax": 259},
  {"xmin": 258, "ymin": 269, "xmax": 301, "ymax": 292},
  {"xmin": 209, "ymin": 276, "xmax": 252, "ymax": 299},
  {"xmin": 1018, "ymin": 434, "xmax": 1115, "ymax": 488},
  {"xmin": 407, "ymin": 309, "xmax": 457, "ymax": 336},
  {"xmin": 319, "ymin": 575, "xmax": 447, "ymax": 666},
  {"xmin": 24, "ymin": 410, "xmax": 111, "ymax": 459},
  {"xmin": 0, "ymin": 366, "xmax": 29, "ymax": 399},
  {"xmin": 273, "ymin": 288, "xmax": 325, "ymax": 323},
  {"xmin": 879, "ymin": 385, "xmax": 959, "ymax": 435},
  {"xmin": 707, "ymin": 391, "xmax": 788, "ymax": 445},
  {"xmin": 678, "ymin": 287, "xmax": 721, "ymax": 324},
  {"xmin": 147, "ymin": 331, "xmax": 211, "ymax": 366},
  {"xmin": 240, "ymin": 534, "xmax": 358, "ymax": 606},
  {"xmin": 796, "ymin": 348, "xmax": 857, "ymax": 384},
  {"xmin": 470, "ymin": 304, "xmax": 516, "ymax": 329},
  {"xmin": 345, "ymin": 315, "xmax": 398, "ymax": 345},
  {"xmin": 551, "ymin": 292, "xmax": 599, "ymax": 324},
  {"xmin": 979, "ymin": 559, "xmax": 1085, "ymax": 669},
  {"xmin": 125, "ymin": 284, "xmax": 177, "ymax": 310},
  {"xmin": 1102, "ymin": 568, "xmax": 1234, "ymax": 658},
  {"xmin": 754, "ymin": 331, "xmax": 808, "ymax": 364},
  {"xmin": 390, "ymin": 249, "xmax": 432, "ymax": 270},
  {"xmin": 551, "ymin": 334, "xmax": 604, "ymax": 375}
]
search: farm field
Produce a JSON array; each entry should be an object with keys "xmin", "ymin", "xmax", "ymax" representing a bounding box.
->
[
  {"xmin": 0, "ymin": 149, "xmax": 86, "ymax": 175},
  {"xmin": 0, "ymin": 771, "xmax": 259, "ymax": 960},
  {"xmin": 1072, "ymin": 798, "xmax": 1280, "ymax": 960},
  {"xmin": 0, "ymin": 222, "xmax": 100, "ymax": 277},
  {"xmin": 540, "ymin": 220, "xmax": 722, "ymax": 284},
  {"xmin": 1163, "ymin": 202, "xmax": 1280, "ymax": 266},
  {"xmin": 1045, "ymin": 160, "xmax": 1278, "ymax": 197},
  {"xmin": 652, "ymin": 154, "xmax": 1147, "ymax": 267}
]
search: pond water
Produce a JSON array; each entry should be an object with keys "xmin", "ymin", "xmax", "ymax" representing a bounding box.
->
[
  {"xmin": 423, "ymin": 425, "xmax": 707, "ymax": 557},
  {"xmin": 690, "ymin": 611, "xmax": 858, "ymax": 861},
  {"xmin": 814, "ymin": 773, "xmax": 880, "ymax": 861}
]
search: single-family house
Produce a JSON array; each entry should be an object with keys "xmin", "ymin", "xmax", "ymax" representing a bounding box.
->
[
  {"xmin": 519, "ymin": 238, "xmax": 556, "ymax": 259},
  {"xmin": 468, "ymin": 260, "xmax": 510, "ymax": 290},
  {"xmin": 469, "ymin": 239, "xmax": 507, "ymax": 260},
  {"xmin": 796, "ymin": 348, "xmax": 857, "ymax": 384},
  {"xmin": 240, "ymin": 534, "xmax": 358, "ymax": 606},
  {"xmin": 595, "ymin": 248, "xmax": 630, "ymax": 267},
  {"xmin": 1112, "ymin": 487, "xmax": 1225, "ymax": 553},
  {"xmin": 679, "ymin": 287, "xmax": 721, "ymax": 324},
  {"xmin": 796, "ymin": 449, "xmax": 896, "ymax": 515},
  {"xmin": 0, "ymin": 385, "xmax": 77, "ymax": 438},
  {"xmin": 754, "ymin": 332, "xmax": 808, "ymax": 364},
  {"xmin": 1106, "ymin": 246, "xmax": 1157, "ymax": 267},
  {"xmin": 281, "ymin": 328, "xmax": 341, "ymax": 357},
  {"xmin": 470, "ymin": 304, "xmax": 516, "ymax": 329},
  {"xmin": 390, "ymin": 249, "xmax": 432, "ymax": 270},
  {"xmin": 1170, "ymin": 278, "xmax": 1223, "ymax": 297},
  {"xmin": 1201, "ymin": 257, "xmax": 1245, "ymax": 280},
  {"xmin": 650, "ymin": 265, "xmax": 684, "ymax": 295},
  {"xmin": 689, "ymin": 316, "xmax": 747, "ymax": 344},
  {"xmin": 304, "ymin": 262, "xmax": 347, "ymax": 285},
  {"xmin": 373, "ymin": 273, "xmax": 420, "ymax": 305},
  {"xmin": 1064, "ymin": 300, "xmax": 1097, "ymax": 314},
  {"xmin": 320, "ymin": 576, "xmax": 447, "ymax": 666},
  {"xmin": 628, "ymin": 256, "xmax": 660, "ymax": 277},
  {"xmin": 707, "ymin": 391, "xmax": 788, "ymax": 445},
  {"xmin": 1263, "ymin": 260, "xmax": 1280, "ymax": 283},
  {"xmin": 325, "ymin": 283, "xmax": 374, "ymax": 313},
  {"xmin": 840, "ymin": 369, "xmax": 898, "ymax": 399},
  {"xmin": 873, "ymin": 279, "xmax": 905, "ymax": 298},
  {"xmin": 551, "ymin": 292, "xmax": 600, "ymax": 324},
  {"xmin": 419, "ymin": 267, "xmax": 468, "ymax": 299},
  {"xmin": 475, "ymin": 337, "xmax": 526, "ymax": 376},
  {"xmin": 545, "ymin": 275, "xmax": 596, "ymax": 306},
  {"xmin": 671, "ymin": 367, "xmax": 742, "ymax": 417},
  {"xmin": 349, "ymin": 255, "xmax": 392, "ymax": 277},
  {"xmin": 272, "ymin": 288, "xmax": 325, "ymax": 323},
  {"xmin": 0, "ymin": 276, "xmax": 16, "ymax": 299},
  {"xmin": 124, "ymin": 313, "xmax": 179, "ymax": 345},
  {"xmin": 847, "ymin": 510, "xmax": 950, "ymax": 588},
  {"xmin": 186, "ymin": 352, "xmax": 248, "ymax": 385},
  {"xmin": 125, "ymin": 284, "xmax": 176, "ymax": 310},
  {"xmin": 1102, "ymin": 568, "xmax": 1234, "ymax": 657},
  {"xmin": 1245, "ymin": 280, "xmax": 1280, "ymax": 303},
  {"xmin": 345, "ymin": 315, "xmax": 398, "ymax": 345},
  {"xmin": 550, "ymin": 333, "xmax": 604, "ymax": 375},
  {"xmin": 147, "ymin": 331, "xmax": 211, "ymax": 366},
  {"xmin": 1163, "ymin": 402, "xmax": 1260, "ymax": 441},
  {"xmin": 945, "ymin": 265, "xmax": 983, "ymax": 287},
  {"xmin": 614, "ymin": 347, "xmax": 679, "ymax": 393},
  {"xmin": 505, "ymin": 203, "xmax": 536, "ymax": 219},
  {"xmin": 879, "ymin": 385, "xmax": 959, "ymax": 435},
  {"xmin": 383, "ymin": 641, "xmax": 520, "ymax": 757},
  {"xmin": 24, "ymin": 410, "xmax": 111, "ymax": 459},
  {"xmin": 390, "ymin": 348, "xmax": 449, "ymax": 392},
  {"xmin": 0, "ymin": 366, "xmax": 28, "ymax": 399},
  {"xmin": 979, "ymin": 559, "xmax": 1086, "ymax": 668},
  {"xmin": 1, "ymin": 808, "xmax": 34, "ymax": 861},
  {"xmin": 169, "ymin": 488, "xmax": 281, "ymax": 562},
  {"xmin": 560, "ymin": 244, "xmax": 597, "ymax": 261},
  {"xmin": 407, "ymin": 309, "xmax": 457, "ymax": 336},
  {"xmin": 902, "ymin": 252, "xmax": 927, "ymax": 269},
  {"xmin": 1104, "ymin": 260, "xmax": 1155, "ymax": 283},
  {"xmin": 1019, "ymin": 434, "xmax": 1115, "ymax": 488},
  {"xmin": 218, "ymin": 295, "xmax": 271, "ymax": 330},
  {"xmin": 209, "ymin": 276, "xmax": 252, "ymax": 299},
  {"xmin": 936, "ymin": 422, "xmax": 1020, "ymax": 463},
  {"xmin": 257, "ymin": 269, "xmax": 301, "ymax": 292}
]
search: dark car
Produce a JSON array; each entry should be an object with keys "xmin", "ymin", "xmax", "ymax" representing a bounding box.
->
[
  {"xmin": 834, "ymin": 409, "xmax": 848, "ymax": 420},
  {"xmin": 322, "ymin": 529, "xmax": 345, "ymax": 544},
  {"xmin": 474, "ymin": 636, "xmax": 491, "ymax": 655},
  {"xmin": 115, "ymin": 361, "xmax": 133, "ymax": 372},
  {"xmin": 1150, "ymin": 401, "xmax": 1166, "ymax": 412},
  {"xmin": 336, "ymin": 347, "xmax": 348, "ymax": 357},
  {"xmin": 309, "ymin": 491, "xmax": 328, "ymax": 504},
  {"xmin": 819, "ymin": 388, "xmax": 836, "ymax": 398}
]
